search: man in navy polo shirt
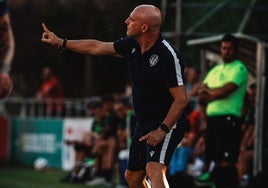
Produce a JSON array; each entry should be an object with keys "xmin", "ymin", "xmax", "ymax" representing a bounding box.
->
[{"xmin": 41, "ymin": 4, "xmax": 188, "ymax": 188}]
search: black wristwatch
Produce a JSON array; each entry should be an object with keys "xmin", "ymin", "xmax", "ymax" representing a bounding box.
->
[{"xmin": 159, "ymin": 123, "xmax": 170, "ymax": 134}]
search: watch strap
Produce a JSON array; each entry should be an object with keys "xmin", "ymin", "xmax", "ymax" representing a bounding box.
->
[{"xmin": 159, "ymin": 123, "xmax": 170, "ymax": 133}]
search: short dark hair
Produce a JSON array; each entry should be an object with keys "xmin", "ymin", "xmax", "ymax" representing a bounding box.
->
[{"xmin": 221, "ymin": 33, "xmax": 239, "ymax": 50}]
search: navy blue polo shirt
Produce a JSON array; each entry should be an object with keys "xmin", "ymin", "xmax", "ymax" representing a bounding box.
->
[
  {"xmin": 0, "ymin": 0, "xmax": 8, "ymax": 16},
  {"xmin": 114, "ymin": 35, "xmax": 185, "ymax": 122}
]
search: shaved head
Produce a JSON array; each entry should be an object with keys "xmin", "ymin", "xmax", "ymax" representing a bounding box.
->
[
  {"xmin": 133, "ymin": 4, "xmax": 162, "ymax": 31},
  {"xmin": 125, "ymin": 4, "xmax": 163, "ymax": 47}
]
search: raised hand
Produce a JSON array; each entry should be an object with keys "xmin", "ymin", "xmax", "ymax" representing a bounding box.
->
[{"xmin": 41, "ymin": 23, "xmax": 62, "ymax": 47}]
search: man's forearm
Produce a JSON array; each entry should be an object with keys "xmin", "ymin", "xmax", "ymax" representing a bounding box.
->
[{"xmin": 62, "ymin": 39, "xmax": 115, "ymax": 56}]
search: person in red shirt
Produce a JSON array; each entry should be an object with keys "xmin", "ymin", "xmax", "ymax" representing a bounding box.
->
[{"xmin": 36, "ymin": 66, "xmax": 64, "ymax": 117}]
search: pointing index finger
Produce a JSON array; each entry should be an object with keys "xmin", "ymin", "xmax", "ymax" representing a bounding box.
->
[{"xmin": 42, "ymin": 23, "xmax": 49, "ymax": 32}]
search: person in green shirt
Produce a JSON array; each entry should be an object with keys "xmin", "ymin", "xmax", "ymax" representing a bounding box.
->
[{"xmin": 195, "ymin": 34, "xmax": 248, "ymax": 188}]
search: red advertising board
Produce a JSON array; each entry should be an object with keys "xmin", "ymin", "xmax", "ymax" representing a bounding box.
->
[{"xmin": 0, "ymin": 117, "xmax": 9, "ymax": 160}]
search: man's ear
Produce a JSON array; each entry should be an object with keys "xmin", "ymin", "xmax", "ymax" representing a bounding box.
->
[{"xmin": 141, "ymin": 24, "xmax": 149, "ymax": 33}]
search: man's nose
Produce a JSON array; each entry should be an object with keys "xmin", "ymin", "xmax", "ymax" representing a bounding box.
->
[{"xmin": 125, "ymin": 18, "xmax": 129, "ymax": 24}]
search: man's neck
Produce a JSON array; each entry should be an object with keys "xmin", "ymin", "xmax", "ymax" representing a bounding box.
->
[{"xmin": 137, "ymin": 32, "xmax": 160, "ymax": 54}]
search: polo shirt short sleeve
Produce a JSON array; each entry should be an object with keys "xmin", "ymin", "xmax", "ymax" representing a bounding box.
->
[
  {"xmin": 113, "ymin": 36, "xmax": 186, "ymax": 122},
  {"xmin": 203, "ymin": 60, "xmax": 248, "ymax": 117}
]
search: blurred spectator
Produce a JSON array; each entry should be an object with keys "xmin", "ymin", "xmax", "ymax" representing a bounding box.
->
[
  {"xmin": 167, "ymin": 99, "xmax": 205, "ymax": 188},
  {"xmin": 188, "ymin": 130, "xmax": 206, "ymax": 177},
  {"xmin": 85, "ymin": 99, "xmax": 117, "ymax": 186},
  {"xmin": 237, "ymin": 82, "xmax": 256, "ymax": 187},
  {"xmin": 113, "ymin": 98, "xmax": 129, "ymax": 151},
  {"xmin": 61, "ymin": 99, "xmax": 117, "ymax": 186},
  {"xmin": 112, "ymin": 98, "xmax": 136, "ymax": 186},
  {"xmin": 101, "ymin": 93, "xmax": 115, "ymax": 116},
  {"xmin": 186, "ymin": 99, "xmax": 208, "ymax": 177},
  {"xmin": 185, "ymin": 66, "xmax": 201, "ymax": 110},
  {"xmin": 241, "ymin": 82, "xmax": 256, "ymax": 133},
  {"xmin": 0, "ymin": 0, "xmax": 15, "ymax": 98},
  {"xmin": 124, "ymin": 82, "xmax": 132, "ymax": 99},
  {"xmin": 36, "ymin": 66, "xmax": 64, "ymax": 117}
]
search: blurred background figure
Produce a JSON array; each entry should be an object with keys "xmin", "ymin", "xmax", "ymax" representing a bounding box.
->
[
  {"xmin": 123, "ymin": 82, "xmax": 132, "ymax": 99},
  {"xmin": 167, "ymin": 99, "xmax": 205, "ymax": 188},
  {"xmin": 36, "ymin": 66, "xmax": 64, "ymax": 117},
  {"xmin": 0, "ymin": 0, "xmax": 15, "ymax": 98},
  {"xmin": 61, "ymin": 99, "xmax": 117, "ymax": 186},
  {"xmin": 84, "ymin": 99, "xmax": 117, "ymax": 186},
  {"xmin": 185, "ymin": 66, "xmax": 201, "ymax": 110},
  {"xmin": 112, "ymin": 97, "xmax": 136, "ymax": 186},
  {"xmin": 237, "ymin": 82, "xmax": 256, "ymax": 187}
]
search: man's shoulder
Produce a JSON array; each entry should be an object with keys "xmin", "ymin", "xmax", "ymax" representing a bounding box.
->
[
  {"xmin": 160, "ymin": 38, "xmax": 175, "ymax": 49},
  {"xmin": 232, "ymin": 59, "xmax": 245, "ymax": 64},
  {"xmin": 158, "ymin": 38, "xmax": 180, "ymax": 57},
  {"xmin": 231, "ymin": 60, "xmax": 248, "ymax": 71}
]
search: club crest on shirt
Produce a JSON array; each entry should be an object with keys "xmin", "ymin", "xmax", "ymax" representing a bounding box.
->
[{"xmin": 149, "ymin": 54, "xmax": 159, "ymax": 67}]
